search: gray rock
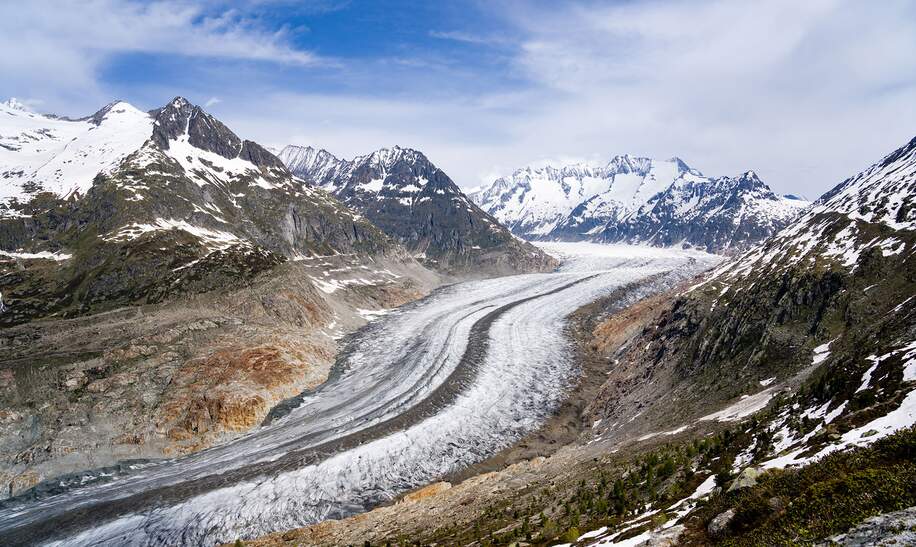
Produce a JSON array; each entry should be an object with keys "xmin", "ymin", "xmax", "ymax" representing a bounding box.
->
[
  {"xmin": 280, "ymin": 145, "xmax": 557, "ymax": 275},
  {"xmin": 708, "ymin": 508, "xmax": 736, "ymax": 537},
  {"xmin": 728, "ymin": 467, "xmax": 762, "ymax": 492},
  {"xmin": 819, "ymin": 506, "xmax": 916, "ymax": 546}
]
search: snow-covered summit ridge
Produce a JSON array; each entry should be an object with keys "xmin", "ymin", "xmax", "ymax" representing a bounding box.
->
[
  {"xmin": 469, "ymin": 154, "xmax": 808, "ymax": 253},
  {"xmin": 280, "ymin": 144, "xmax": 448, "ymax": 196},
  {"xmin": 0, "ymin": 98, "xmax": 153, "ymax": 204},
  {"xmin": 1, "ymin": 98, "xmax": 31, "ymax": 112},
  {"xmin": 0, "ymin": 97, "xmax": 295, "ymax": 214},
  {"xmin": 469, "ymin": 155, "xmax": 702, "ymax": 237}
]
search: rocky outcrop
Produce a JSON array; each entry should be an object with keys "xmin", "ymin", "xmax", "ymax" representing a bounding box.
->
[{"xmin": 822, "ymin": 506, "xmax": 916, "ymax": 546}]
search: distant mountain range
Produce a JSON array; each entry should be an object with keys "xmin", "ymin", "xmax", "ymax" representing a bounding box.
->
[
  {"xmin": 470, "ymin": 155, "xmax": 809, "ymax": 253},
  {"xmin": 279, "ymin": 145, "xmax": 554, "ymax": 274}
]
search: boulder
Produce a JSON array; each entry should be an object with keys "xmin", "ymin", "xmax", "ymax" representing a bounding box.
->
[
  {"xmin": 708, "ymin": 508, "xmax": 736, "ymax": 537},
  {"xmin": 728, "ymin": 467, "xmax": 761, "ymax": 492}
]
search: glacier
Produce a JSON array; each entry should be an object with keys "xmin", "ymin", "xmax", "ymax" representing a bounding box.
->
[{"xmin": 0, "ymin": 243, "xmax": 720, "ymax": 546}]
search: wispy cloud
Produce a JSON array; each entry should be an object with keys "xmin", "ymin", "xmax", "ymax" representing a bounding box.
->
[
  {"xmin": 0, "ymin": 0, "xmax": 322, "ymax": 107},
  {"xmin": 204, "ymin": 96, "xmax": 222, "ymax": 108},
  {"xmin": 211, "ymin": 0, "xmax": 916, "ymax": 197},
  {"xmin": 429, "ymin": 30, "xmax": 506, "ymax": 46},
  {"xmin": 477, "ymin": 0, "xmax": 916, "ymax": 194}
]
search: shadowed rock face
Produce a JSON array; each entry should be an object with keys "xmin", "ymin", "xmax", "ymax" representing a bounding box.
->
[{"xmin": 280, "ymin": 145, "xmax": 558, "ymax": 276}]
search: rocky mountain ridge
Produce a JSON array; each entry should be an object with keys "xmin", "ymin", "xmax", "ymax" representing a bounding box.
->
[
  {"xmin": 471, "ymin": 155, "xmax": 809, "ymax": 253},
  {"xmin": 0, "ymin": 97, "xmax": 399, "ymax": 325},
  {"xmin": 279, "ymin": 144, "xmax": 557, "ymax": 275}
]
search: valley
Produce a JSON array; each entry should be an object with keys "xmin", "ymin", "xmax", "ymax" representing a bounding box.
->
[
  {"xmin": 0, "ymin": 243, "xmax": 718, "ymax": 546},
  {"xmin": 4, "ymin": 3, "xmax": 916, "ymax": 545},
  {"xmin": 0, "ymin": 95, "xmax": 913, "ymax": 547}
]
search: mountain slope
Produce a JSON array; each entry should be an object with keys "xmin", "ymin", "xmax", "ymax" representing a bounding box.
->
[
  {"xmin": 0, "ymin": 99, "xmax": 153, "ymax": 207},
  {"xmin": 0, "ymin": 99, "xmax": 441, "ymax": 497},
  {"xmin": 279, "ymin": 145, "xmax": 557, "ymax": 275},
  {"xmin": 589, "ymin": 133, "xmax": 916, "ymax": 447},
  {"xmin": 471, "ymin": 155, "xmax": 808, "ymax": 252},
  {"xmin": 0, "ymin": 98, "xmax": 398, "ymax": 324}
]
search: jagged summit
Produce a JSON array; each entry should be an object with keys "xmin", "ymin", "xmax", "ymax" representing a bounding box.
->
[
  {"xmin": 282, "ymin": 142, "xmax": 557, "ymax": 274},
  {"xmin": 1, "ymin": 97, "xmax": 30, "ymax": 112},
  {"xmin": 705, "ymin": 132, "xmax": 916, "ymax": 283},
  {"xmin": 472, "ymin": 155, "xmax": 808, "ymax": 252},
  {"xmin": 0, "ymin": 96, "xmax": 297, "ymax": 212}
]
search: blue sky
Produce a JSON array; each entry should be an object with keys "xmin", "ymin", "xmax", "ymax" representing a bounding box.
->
[{"xmin": 3, "ymin": 0, "xmax": 916, "ymax": 196}]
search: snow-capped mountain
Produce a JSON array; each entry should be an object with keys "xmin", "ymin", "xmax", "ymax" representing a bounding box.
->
[
  {"xmin": 0, "ymin": 99, "xmax": 153, "ymax": 206},
  {"xmin": 470, "ymin": 155, "xmax": 808, "ymax": 253},
  {"xmin": 704, "ymin": 134, "xmax": 916, "ymax": 283},
  {"xmin": 279, "ymin": 145, "xmax": 556, "ymax": 275},
  {"xmin": 0, "ymin": 98, "xmax": 395, "ymax": 324}
]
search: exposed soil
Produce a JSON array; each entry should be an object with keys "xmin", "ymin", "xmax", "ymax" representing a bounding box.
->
[{"xmin": 0, "ymin": 256, "xmax": 438, "ymax": 500}]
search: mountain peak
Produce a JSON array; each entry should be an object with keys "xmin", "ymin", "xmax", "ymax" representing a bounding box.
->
[
  {"xmin": 169, "ymin": 96, "xmax": 192, "ymax": 109},
  {"xmin": 606, "ymin": 154, "xmax": 652, "ymax": 175},
  {"xmin": 474, "ymin": 153, "xmax": 807, "ymax": 252},
  {"xmin": 668, "ymin": 156, "xmax": 696, "ymax": 175},
  {"xmin": 361, "ymin": 146, "xmax": 427, "ymax": 169},
  {"xmin": 151, "ymin": 96, "xmax": 242, "ymax": 160},
  {"xmin": 278, "ymin": 145, "xmax": 344, "ymax": 182},
  {"xmin": 81, "ymin": 100, "xmax": 145, "ymax": 126},
  {"xmin": 742, "ymin": 169, "xmax": 759, "ymax": 179},
  {"xmin": 1, "ymin": 97, "xmax": 30, "ymax": 112}
]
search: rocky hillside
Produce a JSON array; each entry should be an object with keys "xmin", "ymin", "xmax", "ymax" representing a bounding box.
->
[
  {"xmin": 279, "ymin": 145, "xmax": 557, "ymax": 275},
  {"xmin": 0, "ymin": 98, "xmax": 398, "ymax": 325},
  {"xmin": 573, "ymin": 133, "xmax": 916, "ymax": 543},
  {"xmin": 471, "ymin": 155, "xmax": 808, "ymax": 253}
]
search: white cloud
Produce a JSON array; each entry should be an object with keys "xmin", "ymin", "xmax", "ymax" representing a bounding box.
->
[
  {"xmin": 429, "ymin": 30, "xmax": 506, "ymax": 46},
  {"xmin": 488, "ymin": 0, "xmax": 916, "ymax": 195},
  {"xmin": 0, "ymin": 0, "xmax": 320, "ymax": 108},
  {"xmin": 204, "ymin": 96, "xmax": 222, "ymax": 108}
]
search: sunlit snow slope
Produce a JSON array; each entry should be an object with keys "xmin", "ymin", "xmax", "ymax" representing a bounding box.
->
[
  {"xmin": 0, "ymin": 99, "xmax": 153, "ymax": 206},
  {"xmin": 0, "ymin": 244, "xmax": 719, "ymax": 546}
]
